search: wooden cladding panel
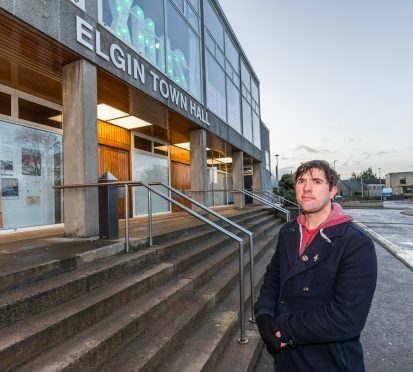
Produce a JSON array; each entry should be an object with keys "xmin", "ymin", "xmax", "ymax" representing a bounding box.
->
[
  {"xmin": 170, "ymin": 161, "xmax": 191, "ymax": 212},
  {"xmin": 97, "ymin": 69, "xmax": 169, "ymax": 129},
  {"xmin": 98, "ymin": 144, "xmax": 130, "ymax": 217},
  {"xmin": 0, "ymin": 11, "xmax": 78, "ymax": 104},
  {"xmin": 98, "ymin": 120, "xmax": 131, "ymax": 150},
  {"xmin": 170, "ymin": 145, "xmax": 190, "ymax": 165}
]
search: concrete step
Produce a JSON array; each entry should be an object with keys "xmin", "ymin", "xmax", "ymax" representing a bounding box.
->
[
  {"xmin": 11, "ymin": 218, "xmax": 282, "ymax": 371},
  {"xmin": 0, "ymin": 209, "xmax": 272, "ymax": 329},
  {"xmin": 98, "ymin": 221, "xmax": 281, "ymax": 371},
  {"xmin": 0, "ymin": 207, "xmax": 282, "ymax": 370},
  {"xmin": 0, "ymin": 208, "xmax": 271, "ymax": 295},
  {"xmin": 158, "ymin": 225, "xmax": 278, "ymax": 372}
]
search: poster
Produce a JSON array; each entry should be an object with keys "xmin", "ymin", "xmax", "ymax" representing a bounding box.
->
[
  {"xmin": 22, "ymin": 148, "xmax": 41, "ymax": 176},
  {"xmin": 1, "ymin": 160, "xmax": 13, "ymax": 173},
  {"xmin": 1, "ymin": 177, "xmax": 19, "ymax": 199},
  {"xmin": 26, "ymin": 196, "xmax": 41, "ymax": 206},
  {"xmin": 0, "ymin": 191, "xmax": 2, "ymax": 228}
]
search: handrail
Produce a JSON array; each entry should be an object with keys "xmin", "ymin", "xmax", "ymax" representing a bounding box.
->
[
  {"xmin": 239, "ymin": 189, "xmax": 291, "ymax": 222},
  {"xmin": 55, "ymin": 180, "xmax": 251, "ymax": 343},
  {"xmin": 155, "ymin": 182, "xmax": 256, "ymax": 323}
]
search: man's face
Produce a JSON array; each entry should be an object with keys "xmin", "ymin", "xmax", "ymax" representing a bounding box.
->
[{"xmin": 295, "ymin": 168, "xmax": 337, "ymax": 215}]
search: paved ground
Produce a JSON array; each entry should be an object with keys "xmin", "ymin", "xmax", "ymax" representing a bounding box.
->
[
  {"xmin": 254, "ymin": 241, "xmax": 413, "ymax": 372},
  {"xmin": 347, "ymin": 200, "xmax": 413, "ymax": 267}
]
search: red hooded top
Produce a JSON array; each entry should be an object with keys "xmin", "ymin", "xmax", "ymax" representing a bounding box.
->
[{"xmin": 297, "ymin": 202, "xmax": 352, "ymax": 256}]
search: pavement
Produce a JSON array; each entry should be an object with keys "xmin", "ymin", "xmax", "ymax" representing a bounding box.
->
[{"xmin": 0, "ymin": 206, "xmax": 256, "ymax": 276}]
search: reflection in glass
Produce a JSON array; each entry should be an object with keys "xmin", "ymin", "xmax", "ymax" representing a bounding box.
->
[
  {"xmin": 206, "ymin": 52, "xmax": 226, "ymax": 120},
  {"xmin": 225, "ymin": 33, "xmax": 239, "ymax": 73},
  {"xmin": 204, "ymin": 0, "xmax": 224, "ymax": 49},
  {"xmin": 226, "ymin": 78, "xmax": 241, "ymax": 133},
  {"xmin": 102, "ymin": 0, "xmax": 166, "ymax": 71},
  {"xmin": 133, "ymin": 152, "xmax": 169, "ymax": 215},
  {"xmin": 18, "ymin": 99, "xmax": 62, "ymax": 129},
  {"xmin": 0, "ymin": 92, "xmax": 11, "ymax": 116},
  {"xmin": 252, "ymin": 112, "xmax": 261, "ymax": 149},
  {"xmin": 0, "ymin": 121, "xmax": 63, "ymax": 229},
  {"xmin": 166, "ymin": 2, "xmax": 201, "ymax": 100},
  {"xmin": 242, "ymin": 98, "xmax": 253, "ymax": 142},
  {"xmin": 240, "ymin": 60, "xmax": 251, "ymax": 90}
]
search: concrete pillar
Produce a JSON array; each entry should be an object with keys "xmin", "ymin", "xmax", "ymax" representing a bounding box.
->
[
  {"xmin": 63, "ymin": 60, "xmax": 99, "ymax": 237},
  {"xmin": 253, "ymin": 162, "xmax": 262, "ymax": 205},
  {"xmin": 190, "ymin": 128, "xmax": 208, "ymax": 206},
  {"xmin": 232, "ymin": 150, "xmax": 245, "ymax": 209}
]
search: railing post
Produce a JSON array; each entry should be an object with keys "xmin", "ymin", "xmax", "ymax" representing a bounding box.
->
[
  {"xmin": 124, "ymin": 184, "xmax": 129, "ymax": 253},
  {"xmin": 148, "ymin": 188, "xmax": 153, "ymax": 246},
  {"xmin": 237, "ymin": 240, "xmax": 248, "ymax": 344},
  {"xmin": 248, "ymin": 234, "xmax": 256, "ymax": 323}
]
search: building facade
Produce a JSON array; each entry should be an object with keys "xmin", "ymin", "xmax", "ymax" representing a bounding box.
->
[
  {"xmin": 0, "ymin": 0, "xmax": 272, "ymax": 235},
  {"xmin": 385, "ymin": 172, "xmax": 413, "ymax": 197}
]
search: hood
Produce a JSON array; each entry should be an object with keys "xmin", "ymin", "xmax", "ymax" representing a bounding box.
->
[{"xmin": 297, "ymin": 202, "xmax": 352, "ymax": 230}]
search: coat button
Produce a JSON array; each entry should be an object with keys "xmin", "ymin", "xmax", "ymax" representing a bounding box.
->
[
  {"xmin": 302, "ymin": 255, "xmax": 308, "ymax": 262},
  {"xmin": 303, "ymin": 287, "xmax": 310, "ymax": 292}
]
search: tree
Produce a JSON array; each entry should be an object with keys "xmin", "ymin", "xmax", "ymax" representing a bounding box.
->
[
  {"xmin": 350, "ymin": 167, "xmax": 379, "ymax": 183},
  {"xmin": 274, "ymin": 174, "xmax": 297, "ymax": 203}
]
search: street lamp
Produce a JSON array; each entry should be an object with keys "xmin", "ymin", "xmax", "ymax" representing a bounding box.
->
[
  {"xmin": 333, "ymin": 160, "xmax": 338, "ymax": 170},
  {"xmin": 275, "ymin": 154, "xmax": 279, "ymax": 186},
  {"xmin": 379, "ymin": 167, "xmax": 383, "ymax": 201}
]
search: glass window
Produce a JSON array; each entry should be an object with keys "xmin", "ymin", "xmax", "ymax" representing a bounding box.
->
[
  {"xmin": 206, "ymin": 51, "xmax": 226, "ymax": 120},
  {"xmin": 186, "ymin": 3, "xmax": 199, "ymax": 33},
  {"xmin": 188, "ymin": 0, "xmax": 198, "ymax": 13},
  {"xmin": 167, "ymin": 1, "xmax": 202, "ymax": 100},
  {"xmin": 240, "ymin": 60, "xmax": 251, "ymax": 91},
  {"xmin": 101, "ymin": 0, "xmax": 166, "ymax": 71},
  {"xmin": 225, "ymin": 33, "xmax": 239, "ymax": 73},
  {"xmin": 242, "ymin": 98, "xmax": 252, "ymax": 142},
  {"xmin": 18, "ymin": 99, "xmax": 62, "ymax": 129},
  {"xmin": 133, "ymin": 152, "xmax": 169, "ymax": 215},
  {"xmin": 205, "ymin": 30, "xmax": 215, "ymax": 52},
  {"xmin": 226, "ymin": 78, "xmax": 241, "ymax": 133},
  {"xmin": 400, "ymin": 176, "xmax": 406, "ymax": 184},
  {"xmin": 154, "ymin": 141, "xmax": 168, "ymax": 156},
  {"xmin": 0, "ymin": 121, "xmax": 63, "ymax": 229},
  {"xmin": 215, "ymin": 46, "xmax": 225, "ymax": 68},
  {"xmin": 204, "ymin": 0, "xmax": 224, "ymax": 49},
  {"xmin": 134, "ymin": 135, "xmax": 152, "ymax": 152},
  {"xmin": 173, "ymin": 0, "xmax": 184, "ymax": 12},
  {"xmin": 251, "ymin": 79, "xmax": 259, "ymax": 104},
  {"xmin": 252, "ymin": 112, "xmax": 261, "ymax": 148},
  {"xmin": 265, "ymin": 151, "xmax": 270, "ymax": 170},
  {"xmin": 0, "ymin": 92, "xmax": 11, "ymax": 116}
]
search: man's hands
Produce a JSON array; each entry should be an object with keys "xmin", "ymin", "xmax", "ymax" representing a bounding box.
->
[{"xmin": 256, "ymin": 314, "xmax": 287, "ymax": 353}]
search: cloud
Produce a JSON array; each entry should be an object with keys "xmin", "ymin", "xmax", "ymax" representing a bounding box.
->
[{"xmin": 292, "ymin": 145, "xmax": 331, "ymax": 154}]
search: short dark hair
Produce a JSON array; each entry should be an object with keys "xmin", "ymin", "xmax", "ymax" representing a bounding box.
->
[{"xmin": 294, "ymin": 160, "xmax": 339, "ymax": 190}]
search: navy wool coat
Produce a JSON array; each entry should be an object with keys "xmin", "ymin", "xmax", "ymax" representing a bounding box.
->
[{"xmin": 255, "ymin": 220, "xmax": 377, "ymax": 372}]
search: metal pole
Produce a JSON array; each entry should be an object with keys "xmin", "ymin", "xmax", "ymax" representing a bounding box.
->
[
  {"xmin": 248, "ymin": 235, "xmax": 256, "ymax": 323},
  {"xmin": 237, "ymin": 240, "xmax": 248, "ymax": 344},
  {"xmin": 148, "ymin": 189, "xmax": 153, "ymax": 246},
  {"xmin": 124, "ymin": 184, "xmax": 129, "ymax": 253},
  {"xmin": 379, "ymin": 168, "xmax": 383, "ymax": 201}
]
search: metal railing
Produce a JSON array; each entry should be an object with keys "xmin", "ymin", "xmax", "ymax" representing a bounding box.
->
[
  {"xmin": 261, "ymin": 190, "xmax": 301, "ymax": 214},
  {"xmin": 156, "ymin": 182, "xmax": 256, "ymax": 324},
  {"xmin": 239, "ymin": 189, "xmax": 291, "ymax": 222},
  {"xmin": 55, "ymin": 180, "xmax": 254, "ymax": 343}
]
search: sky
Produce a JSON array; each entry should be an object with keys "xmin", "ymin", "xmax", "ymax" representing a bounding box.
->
[{"xmin": 218, "ymin": 0, "xmax": 413, "ymax": 179}]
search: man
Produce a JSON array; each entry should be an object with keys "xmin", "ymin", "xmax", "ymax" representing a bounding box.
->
[{"xmin": 255, "ymin": 160, "xmax": 377, "ymax": 371}]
